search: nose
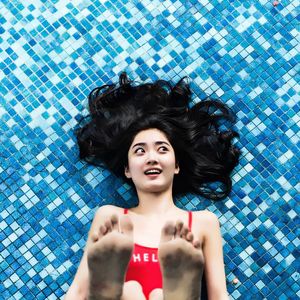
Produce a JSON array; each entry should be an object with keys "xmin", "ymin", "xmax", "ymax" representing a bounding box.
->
[
  {"xmin": 147, "ymin": 159, "xmax": 157, "ymax": 165},
  {"xmin": 146, "ymin": 151, "xmax": 158, "ymax": 165}
]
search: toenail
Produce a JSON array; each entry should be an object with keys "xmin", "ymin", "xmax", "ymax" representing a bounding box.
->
[{"xmin": 232, "ymin": 278, "xmax": 239, "ymax": 284}]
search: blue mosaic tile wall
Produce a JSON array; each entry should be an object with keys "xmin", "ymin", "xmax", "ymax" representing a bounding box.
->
[{"xmin": 0, "ymin": 0, "xmax": 299, "ymax": 299}]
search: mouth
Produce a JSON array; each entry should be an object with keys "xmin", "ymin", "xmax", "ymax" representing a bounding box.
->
[{"xmin": 144, "ymin": 168, "xmax": 162, "ymax": 176}]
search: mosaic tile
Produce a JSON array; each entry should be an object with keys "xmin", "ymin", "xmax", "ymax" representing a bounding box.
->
[{"xmin": 0, "ymin": 0, "xmax": 299, "ymax": 299}]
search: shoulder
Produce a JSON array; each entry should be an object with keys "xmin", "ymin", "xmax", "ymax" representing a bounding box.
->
[
  {"xmin": 93, "ymin": 204, "xmax": 125, "ymax": 220},
  {"xmin": 193, "ymin": 210, "xmax": 220, "ymax": 225},
  {"xmin": 95, "ymin": 205, "xmax": 124, "ymax": 216},
  {"xmin": 192, "ymin": 210, "xmax": 221, "ymax": 242},
  {"xmin": 88, "ymin": 205, "xmax": 125, "ymax": 237}
]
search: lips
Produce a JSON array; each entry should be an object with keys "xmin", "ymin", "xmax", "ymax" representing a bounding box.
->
[{"xmin": 144, "ymin": 168, "xmax": 162, "ymax": 175}]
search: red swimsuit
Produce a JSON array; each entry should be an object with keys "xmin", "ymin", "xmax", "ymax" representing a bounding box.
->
[{"xmin": 124, "ymin": 209, "xmax": 193, "ymax": 299}]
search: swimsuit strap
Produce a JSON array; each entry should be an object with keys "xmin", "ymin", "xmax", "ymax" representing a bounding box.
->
[
  {"xmin": 124, "ymin": 208, "xmax": 128, "ymax": 214},
  {"xmin": 188, "ymin": 211, "xmax": 192, "ymax": 231}
]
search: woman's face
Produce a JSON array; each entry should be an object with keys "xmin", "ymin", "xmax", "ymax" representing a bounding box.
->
[{"xmin": 125, "ymin": 128, "xmax": 179, "ymax": 193}]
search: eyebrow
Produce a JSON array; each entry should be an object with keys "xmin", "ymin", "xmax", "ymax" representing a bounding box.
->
[{"xmin": 131, "ymin": 141, "xmax": 170, "ymax": 149}]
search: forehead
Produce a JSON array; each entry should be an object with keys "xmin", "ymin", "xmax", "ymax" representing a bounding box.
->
[{"xmin": 131, "ymin": 128, "xmax": 169, "ymax": 144}]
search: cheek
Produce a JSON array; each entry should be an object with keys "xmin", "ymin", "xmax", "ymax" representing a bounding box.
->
[
  {"xmin": 128, "ymin": 158, "xmax": 143, "ymax": 173},
  {"xmin": 167, "ymin": 154, "xmax": 177, "ymax": 166}
]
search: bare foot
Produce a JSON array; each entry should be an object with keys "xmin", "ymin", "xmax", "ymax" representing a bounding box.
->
[
  {"xmin": 88, "ymin": 214, "xmax": 134, "ymax": 300},
  {"xmin": 158, "ymin": 221, "xmax": 204, "ymax": 300}
]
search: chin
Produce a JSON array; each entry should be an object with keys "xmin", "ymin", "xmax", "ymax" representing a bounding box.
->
[{"xmin": 139, "ymin": 183, "xmax": 172, "ymax": 194}]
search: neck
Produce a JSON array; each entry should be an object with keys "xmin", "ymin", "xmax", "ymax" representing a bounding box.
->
[{"xmin": 134, "ymin": 188, "xmax": 176, "ymax": 216}]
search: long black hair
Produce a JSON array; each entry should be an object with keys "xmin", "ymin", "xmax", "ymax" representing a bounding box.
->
[{"xmin": 75, "ymin": 72, "xmax": 240, "ymax": 200}]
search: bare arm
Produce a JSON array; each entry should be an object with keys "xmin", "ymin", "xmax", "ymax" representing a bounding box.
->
[
  {"xmin": 202, "ymin": 211, "xmax": 229, "ymax": 300},
  {"xmin": 65, "ymin": 205, "xmax": 119, "ymax": 300}
]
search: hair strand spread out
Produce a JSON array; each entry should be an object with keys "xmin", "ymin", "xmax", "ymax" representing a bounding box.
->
[{"xmin": 76, "ymin": 72, "xmax": 241, "ymax": 200}]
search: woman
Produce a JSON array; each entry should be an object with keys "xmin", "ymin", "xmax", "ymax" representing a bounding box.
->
[{"xmin": 65, "ymin": 72, "xmax": 240, "ymax": 300}]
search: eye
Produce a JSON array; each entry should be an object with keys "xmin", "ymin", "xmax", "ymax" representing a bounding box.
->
[
  {"xmin": 158, "ymin": 146, "xmax": 169, "ymax": 152},
  {"xmin": 134, "ymin": 147, "xmax": 145, "ymax": 154}
]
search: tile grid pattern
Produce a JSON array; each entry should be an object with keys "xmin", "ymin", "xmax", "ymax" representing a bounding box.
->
[{"xmin": 0, "ymin": 0, "xmax": 299, "ymax": 299}]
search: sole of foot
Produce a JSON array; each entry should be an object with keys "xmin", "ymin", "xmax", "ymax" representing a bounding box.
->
[
  {"xmin": 88, "ymin": 214, "xmax": 134, "ymax": 300},
  {"xmin": 158, "ymin": 220, "xmax": 204, "ymax": 300}
]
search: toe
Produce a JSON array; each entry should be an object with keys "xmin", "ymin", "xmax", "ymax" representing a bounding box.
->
[
  {"xmin": 186, "ymin": 232, "xmax": 194, "ymax": 243},
  {"xmin": 104, "ymin": 219, "xmax": 113, "ymax": 233},
  {"xmin": 91, "ymin": 223, "xmax": 109, "ymax": 242},
  {"xmin": 91, "ymin": 232, "xmax": 99, "ymax": 242},
  {"xmin": 160, "ymin": 221, "xmax": 175, "ymax": 243},
  {"xmin": 99, "ymin": 224, "xmax": 108, "ymax": 236},
  {"xmin": 111, "ymin": 214, "xmax": 119, "ymax": 231},
  {"xmin": 175, "ymin": 220, "xmax": 184, "ymax": 238},
  {"xmin": 193, "ymin": 240, "xmax": 201, "ymax": 249},
  {"xmin": 180, "ymin": 225, "xmax": 189, "ymax": 239}
]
